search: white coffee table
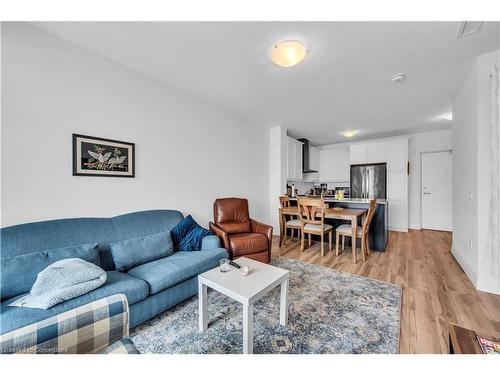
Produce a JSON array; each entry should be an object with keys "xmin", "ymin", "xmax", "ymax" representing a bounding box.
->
[{"xmin": 198, "ymin": 257, "xmax": 289, "ymax": 354}]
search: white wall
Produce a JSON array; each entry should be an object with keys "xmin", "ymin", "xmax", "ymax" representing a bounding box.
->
[
  {"xmin": 452, "ymin": 49, "xmax": 500, "ymax": 294},
  {"xmin": 476, "ymin": 50, "xmax": 500, "ymax": 294},
  {"xmin": 269, "ymin": 126, "xmax": 287, "ymax": 232},
  {"xmin": 408, "ymin": 129, "xmax": 453, "ymax": 229},
  {"xmin": 1, "ymin": 22, "xmax": 270, "ymax": 228}
]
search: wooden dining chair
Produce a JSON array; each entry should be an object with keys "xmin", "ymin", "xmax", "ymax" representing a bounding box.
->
[
  {"xmin": 279, "ymin": 196, "xmax": 302, "ymax": 246},
  {"xmin": 297, "ymin": 197, "xmax": 333, "ymax": 257},
  {"xmin": 335, "ymin": 199, "xmax": 377, "ymax": 262}
]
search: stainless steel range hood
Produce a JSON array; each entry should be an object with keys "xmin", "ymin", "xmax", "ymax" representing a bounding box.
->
[{"xmin": 297, "ymin": 138, "xmax": 318, "ymax": 173}]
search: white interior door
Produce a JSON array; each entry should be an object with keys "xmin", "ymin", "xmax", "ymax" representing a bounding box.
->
[{"xmin": 421, "ymin": 151, "xmax": 452, "ymax": 231}]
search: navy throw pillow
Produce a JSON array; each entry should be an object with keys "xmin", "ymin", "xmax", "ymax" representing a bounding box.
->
[{"xmin": 171, "ymin": 215, "xmax": 211, "ymax": 252}]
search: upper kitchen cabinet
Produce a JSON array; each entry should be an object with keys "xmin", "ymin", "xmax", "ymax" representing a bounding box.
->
[
  {"xmin": 387, "ymin": 139, "xmax": 408, "ymax": 170},
  {"xmin": 349, "ymin": 144, "xmax": 367, "ymax": 165},
  {"xmin": 286, "ymin": 136, "xmax": 303, "ymax": 181},
  {"xmin": 349, "ymin": 142, "xmax": 387, "ymax": 164},
  {"xmin": 319, "ymin": 147, "xmax": 349, "ymax": 182},
  {"xmin": 367, "ymin": 142, "xmax": 387, "ymax": 163}
]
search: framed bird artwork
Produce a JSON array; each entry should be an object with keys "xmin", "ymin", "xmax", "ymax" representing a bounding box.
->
[{"xmin": 72, "ymin": 134, "xmax": 135, "ymax": 177}]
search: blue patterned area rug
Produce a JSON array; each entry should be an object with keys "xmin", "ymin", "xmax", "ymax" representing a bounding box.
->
[{"xmin": 130, "ymin": 257, "xmax": 401, "ymax": 354}]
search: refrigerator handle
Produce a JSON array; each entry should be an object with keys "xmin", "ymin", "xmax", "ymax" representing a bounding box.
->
[
  {"xmin": 361, "ymin": 168, "xmax": 365, "ymax": 198},
  {"xmin": 364, "ymin": 168, "xmax": 367, "ymax": 199},
  {"xmin": 363, "ymin": 168, "xmax": 367, "ymax": 199},
  {"xmin": 367, "ymin": 169, "xmax": 370, "ymax": 199}
]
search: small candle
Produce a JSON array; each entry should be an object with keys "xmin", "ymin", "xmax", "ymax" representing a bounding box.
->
[{"xmin": 240, "ymin": 265, "xmax": 249, "ymax": 276}]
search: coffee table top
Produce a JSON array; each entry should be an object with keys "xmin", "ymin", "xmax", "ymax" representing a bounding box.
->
[{"xmin": 198, "ymin": 257, "xmax": 289, "ymax": 305}]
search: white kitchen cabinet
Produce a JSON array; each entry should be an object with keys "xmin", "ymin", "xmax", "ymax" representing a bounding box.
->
[
  {"xmin": 388, "ymin": 170, "xmax": 407, "ymax": 199},
  {"xmin": 387, "ymin": 139, "xmax": 408, "ymax": 170},
  {"xmin": 287, "ymin": 137, "xmax": 294, "ymax": 179},
  {"xmin": 367, "ymin": 142, "xmax": 387, "ymax": 163},
  {"xmin": 319, "ymin": 149, "xmax": 336, "ymax": 181},
  {"xmin": 350, "ymin": 142, "xmax": 387, "ymax": 164},
  {"xmin": 336, "ymin": 148, "xmax": 350, "ymax": 181},
  {"xmin": 286, "ymin": 136, "xmax": 303, "ymax": 181},
  {"xmin": 386, "ymin": 139, "xmax": 408, "ymax": 232},
  {"xmin": 319, "ymin": 147, "xmax": 349, "ymax": 182},
  {"xmin": 349, "ymin": 142, "xmax": 387, "ymax": 164},
  {"xmin": 349, "ymin": 144, "xmax": 367, "ymax": 165},
  {"xmin": 388, "ymin": 199, "xmax": 408, "ymax": 232}
]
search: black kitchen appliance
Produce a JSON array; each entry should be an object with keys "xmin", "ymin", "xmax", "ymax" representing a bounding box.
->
[
  {"xmin": 350, "ymin": 163, "xmax": 387, "ymax": 199},
  {"xmin": 297, "ymin": 138, "xmax": 318, "ymax": 173}
]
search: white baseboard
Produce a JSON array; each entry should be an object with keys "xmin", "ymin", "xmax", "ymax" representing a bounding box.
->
[
  {"xmin": 388, "ymin": 226, "xmax": 408, "ymax": 233},
  {"xmin": 451, "ymin": 248, "xmax": 477, "ymax": 286},
  {"xmin": 409, "ymin": 224, "xmax": 421, "ymax": 230}
]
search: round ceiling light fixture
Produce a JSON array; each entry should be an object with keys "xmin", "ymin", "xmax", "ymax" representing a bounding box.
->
[
  {"xmin": 391, "ymin": 74, "xmax": 406, "ymax": 83},
  {"xmin": 341, "ymin": 130, "xmax": 359, "ymax": 138},
  {"xmin": 270, "ymin": 40, "xmax": 307, "ymax": 68}
]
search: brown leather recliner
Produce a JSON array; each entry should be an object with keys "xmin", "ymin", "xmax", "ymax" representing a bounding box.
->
[{"xmin": 209, "ymin": 198, "xmax": 273, "ymax": 263}]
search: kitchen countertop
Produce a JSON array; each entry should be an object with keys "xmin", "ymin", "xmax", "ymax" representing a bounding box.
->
[{"xmin": 288, "ymin": 196, "xmax": 387, "ymax": 204}]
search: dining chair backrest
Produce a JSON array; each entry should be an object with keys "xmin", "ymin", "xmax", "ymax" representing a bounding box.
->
[
  {"xmin": 362, "ymin": 199, "xmax": 377, "ymax": 235},
  {"xmin": 279, "ymin": 196, "xmax": 291, "ymax": 208},
  {"xmin": 297, "ymin": 197, "xmax": 326, "ymax": 225}
]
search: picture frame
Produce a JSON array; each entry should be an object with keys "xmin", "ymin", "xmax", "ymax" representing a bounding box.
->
[{"xmin": 72, "ymin": 133, "xmax": 135, "ymax": 178}]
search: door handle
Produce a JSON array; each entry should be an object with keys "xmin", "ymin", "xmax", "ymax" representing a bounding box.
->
[{"xmin": 423, "ymin": 192, "xmax": 431, "ymax": 195}]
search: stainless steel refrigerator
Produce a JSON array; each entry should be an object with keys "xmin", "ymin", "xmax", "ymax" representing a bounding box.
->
[{"xmin": 350, "ymin": 163, "xmax": 387, "ymax": 199}]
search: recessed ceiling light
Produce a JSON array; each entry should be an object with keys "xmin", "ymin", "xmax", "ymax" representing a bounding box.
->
[
  {"xmin": 391, "ymin": 74, "xmax": 406, "ymax": 83},
  {"xmin": 341, "ymin": 130, "xmax": 358, "ymax": 138},
  {"xmin": 270, "ymin": 40, "xmax": 307, "ymax": 68}
]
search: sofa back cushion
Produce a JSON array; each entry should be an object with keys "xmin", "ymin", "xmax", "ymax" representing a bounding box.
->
[
  {"xmin": 1, "ymin": 243, "xmax": 99, "ymax": 301},
  {"xmin": 0, "ymin": 210, "xmax": 184, "ymax": 301},
  {"xmin": 110, "ymin": 231, "xmax": 174, "ymax": 272},
  {"xmin": 213, "ymin": 198, "xmax": 251, "ymax": 234}
]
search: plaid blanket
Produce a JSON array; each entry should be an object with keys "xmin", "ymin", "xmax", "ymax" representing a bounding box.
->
[{"xmin": 0, "ymin": 294, "xmax": 136, "ymax": 354}]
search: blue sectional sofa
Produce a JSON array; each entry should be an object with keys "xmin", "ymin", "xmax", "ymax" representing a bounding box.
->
[{"xmin": 0, "ymin": 210, "xmax": 228, "ymax": 335}]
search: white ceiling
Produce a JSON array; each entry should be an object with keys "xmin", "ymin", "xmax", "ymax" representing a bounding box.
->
[{"xmin": 33, "ymin": 21, "xmax": 499, "ymax": 145}]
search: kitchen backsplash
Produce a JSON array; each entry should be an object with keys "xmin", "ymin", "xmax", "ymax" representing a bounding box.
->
[
  {"xmin": 286, "ymin": 180, "xmax": 350, "ymax": 195},
  {"xmin": 285, "ymin": 180, "xmax": 314, "ymax": 195}
]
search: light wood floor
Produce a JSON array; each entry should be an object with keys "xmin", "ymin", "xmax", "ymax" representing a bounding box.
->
[{"xmin": 271, "ymin": 230, "xmax": 500, "ymax": 354}]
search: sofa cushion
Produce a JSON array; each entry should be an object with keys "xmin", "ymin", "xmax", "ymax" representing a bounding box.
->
[
  {"xmin": 1, "ymin": 243, "xmax": 99, "ymax": 301},
  {"xmin": 110, "ymin": 231, "xmax": 173, "ymax": 272},
  {"xmin": 0, "ymin": 271, "xmax": 148, "ymax": 335},
  {"xmin": 127, "ymin": 248, "xmax": 228, "ymax": 295},
  {"xmin": 200, "ymin": 235, "xmax": 221, "ymax": 251},
  {"xmin": 170, "ymin": 215, "xmax": 211, "ymax": 252},
  {"xmin": 228, "ymin": 233, "xmax": 268, "ymax": 257}
]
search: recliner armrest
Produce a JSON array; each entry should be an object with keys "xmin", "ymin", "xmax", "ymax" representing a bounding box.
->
[
  {"xmin": 250, "ymin": 218, "xmax": 273, "ymax": 242},
  {"xmin": 200, "ymin": 235, "xmax": 221, "ymax": 251},
  {"xmin": 209, "ymin": 222, "xmax": 231, "ymax": 251}
]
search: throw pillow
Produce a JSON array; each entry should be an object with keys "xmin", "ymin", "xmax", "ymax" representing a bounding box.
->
[
  {"xmin": 170, "ymin": 215, "xmax": 211, "ymax": 252},
  {"xmin": 110, "ymin": 231, "xmax": 173, "ymax": 272}
]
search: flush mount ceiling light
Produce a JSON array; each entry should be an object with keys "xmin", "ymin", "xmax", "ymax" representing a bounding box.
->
[
  {"xmin": 270, "ymin": 40, "xmax": 307, "ymax": 68},
  {"xmin": 391, "ymin": 74, "xmax": 406, "ymax": 83},
  {"xmin": 341, "ymin": 130, "xmax": 358, "ymax": 138}
]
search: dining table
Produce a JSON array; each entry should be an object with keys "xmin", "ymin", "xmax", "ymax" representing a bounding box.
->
[{"xmin": 279, "ymin": 206, "xmax": 368, "ymax": 263}]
